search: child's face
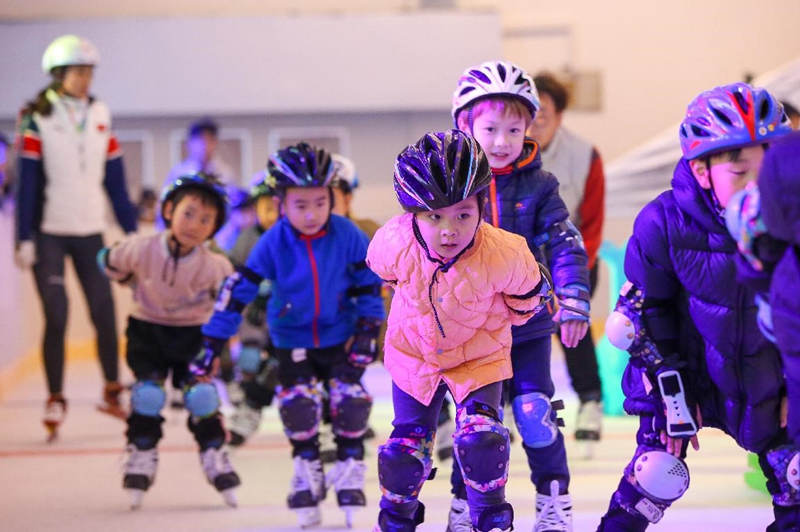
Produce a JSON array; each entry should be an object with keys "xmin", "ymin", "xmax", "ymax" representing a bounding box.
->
[
  {"xmin": 690, "ymin": 145, "xmax": 766, "ymax": 208},
  {"xmin": 471, "ymin": 107, "xmax": 527, "ymax": 169},
  {"xmin": 282, "ymin": 187, "xmax": 331, "ymax": 235},
  {"xmin": 415, "ymin": 196, "xmax": 480, "ymax": 260},
  {"xmin": 164, "ymin": 194, "xmax": 219, "ymax": 249},
  {"xmin": 256, "ymin": 195, "xmax": 279, "ymax": 230}
]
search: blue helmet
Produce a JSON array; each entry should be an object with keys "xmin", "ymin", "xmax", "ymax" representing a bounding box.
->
[
  {"xmin": 266, "ymin": 142, "xmax": 335, "ymax": 192},
  {"xmin": 160, "ymin": 173, "xmax": 228, "ymax": 233},
  {"xmin": 680, "ymin": 82, "xmax": 791, "ymax": 160},
  {"xmin": 394, "ymin": 129, "xmax": 491, "ymax": 212}
]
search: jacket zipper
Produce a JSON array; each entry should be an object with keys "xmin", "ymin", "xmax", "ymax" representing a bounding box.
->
[{"xmin": 303, "ymin": 237, "xmax": 321, "ymax": 347}]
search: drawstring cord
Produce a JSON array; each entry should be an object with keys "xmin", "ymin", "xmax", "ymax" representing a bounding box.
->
[
  {"xmin": 411, "ymin": 216, "xmax": 475, "ymax": 339},
  {"xmin": 161, "ymin": 234, "xmax": 182, "ymax": 287}
]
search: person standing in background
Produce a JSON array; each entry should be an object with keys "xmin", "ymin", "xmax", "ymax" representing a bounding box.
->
[
  {"xmin": 529, "ymin": 72, "xmax": 606, "ymax": 457},
  {"xmin": 14, "ymin": 35, "xmax": 138, "ymax": 441},
  {"xmin": 164, "ymin": 118, "xmax": 235, "ymax": 188}
]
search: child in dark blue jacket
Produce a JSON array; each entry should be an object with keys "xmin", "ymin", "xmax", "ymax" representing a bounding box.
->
[
  {"xmin": 193, "ymin": 143, "xmax": 385, "ymax": 528},
  {"xmin": 451, "ymin": 60, "xmax": 591, "ymax": 531},
  {"xmin": 599, "ymin": 83, "xmax": 798, "ymax": 531},
  {"xmin": 726, "ymin": 130, "xmax": 800, "ymax": 517}
]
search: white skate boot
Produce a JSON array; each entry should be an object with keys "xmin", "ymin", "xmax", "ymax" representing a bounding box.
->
[
  {"xmin": 575, "ymin": 400, "xmax": 603, "ymax": 459},
  {"xmin": 43, "ymin": 396, "xmax": 67, "ymax": 443},
  {"xmin": 122, "ymin": 444, "xmax": 158, "ymax": 509},
  {"xmin": 288, "ymin": 455, "xmax": 326, "ymax": 528},
  {"xmin": 326, "ymin": 457, "xmax": 367, "ymax": 527},
  {"xmin": 535, "ymin": 480, "xmax": 573, "ymax": 532},
  {"xmin": 228, "ymin": 402, "xmax": 262, "ymax": 447},
  {"xmin": 199, "ymin": 446, "xmax": 241, "ymax": 507},
  {"xmin": 446, "ymin": 497, "xmax": 472, "ymax": 532}
]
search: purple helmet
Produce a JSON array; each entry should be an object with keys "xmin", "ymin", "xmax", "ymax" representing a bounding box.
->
[
  {"xmin": 394, "ymin": 129, "xmax": 491, "ymax": 212},
  {"xmin": 452, "ymin": 61, "xmax": 540, "ymax": 126},
  {"xmin": 266, "ymin": 142, "xmax": 334, "ymax": 191},
  {"xmin": 680, "ymin": 82, "xmax": 791, "ymax": 160}
]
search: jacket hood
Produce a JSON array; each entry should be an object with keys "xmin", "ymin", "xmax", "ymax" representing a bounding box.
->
[{"xmin": 671, "ymin": 157, "xmax": 727, "ymax": 235}]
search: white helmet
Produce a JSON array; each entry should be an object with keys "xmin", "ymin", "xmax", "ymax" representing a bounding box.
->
[
  {"xmin": 331, "ymin": 153, "xmax": 359, "ymax": 191},
  {"xmin": 451, "ymin": 60, "xmax": 540, "ymax": 126},
  {"xmin": 41, "ymin": 35, "xmax": 100, "ymax": 74}
]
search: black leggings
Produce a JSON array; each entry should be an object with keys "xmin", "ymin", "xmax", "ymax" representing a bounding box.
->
[
  {"xmin": 33, "ymin": 233, "xmax": 118, "ymax": 395},
  {"xmin": 559, "ymin": 262, "xmax": 602, "ymax": 402}
]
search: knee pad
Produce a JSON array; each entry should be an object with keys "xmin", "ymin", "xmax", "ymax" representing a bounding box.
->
[
  {"xmin": 277, "ymin": 381, "xmax": 322, "ymax": 441},
  {"xmin": 512, "ymin": 392, "xmax": 560, "ymax": 448},
  {"xmin": 184, "ymin": 382, "xmax": 220, "ymax": 419},
  {"xmin": 130, "ymin": 381, "xmax": 166, "ymax": 417},
  {"xmin": 237, "ymin": 345, "xmax": 262, "ymax": 374},
  {"xmin": 453, "ymin": 402, "xmax": 510, "ymax": 493},
  {"xmin": 766, "ymin": 445, "xmax": 800, "ymax": 506},
  {"xmin": 329, "ymin": 378, "xmax": 372, "ymax": 438},
  {"xmin": 377, "ymin": 424, "xmax": 435, "ymax": 504},
  {"xmin": 475, "ymin": 502, "xmax": 514, "ymax": 532},
  {"xmin": 616, "ymin": 449, "xmax": 690, "ymax": 523}
]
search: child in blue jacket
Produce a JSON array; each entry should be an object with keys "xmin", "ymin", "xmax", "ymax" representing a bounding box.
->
[
  {"xmin": 600, "ymin": 83, "xmax": 797, "ymax": 531},
  {"xmin": 451, "ymin": 60, "xmax": 591, "ymax": 532},
  {"xmin": 194, "ymin": 142, "xmax": 385, "ymax": 529}
]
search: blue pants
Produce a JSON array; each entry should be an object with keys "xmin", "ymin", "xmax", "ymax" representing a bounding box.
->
[
  {"xmin": 380, "ymin": 381, "xmax": 506, "ymax": 523},
  {"xmin": 451, "ymin": 336, "xmax": 570, "ymax": 497}
]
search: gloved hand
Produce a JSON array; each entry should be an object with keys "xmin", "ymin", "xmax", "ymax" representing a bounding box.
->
[
  {"xmin": 555, "ymin": 283, "xmax": 590, "ymax": 348},
  {"xmin": 14, "ymin": 240, "xmax": 36, "ymax": 269},
  {"xmin": 348, "ymin": 317, "xmax": 382, "ymax": 368},
  {"xmin": 725, "ymin": 183, "xmax": 768, "ymax": 271},
  {"xmin": 189, "ymin": 336, "xmax": 226, "ymax": 378}
]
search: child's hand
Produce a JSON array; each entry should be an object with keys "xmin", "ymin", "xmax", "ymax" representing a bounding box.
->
[
  {"xmin": 781, "ymin": 396, "xmax": 788, "ymax": 428},
  {"xmin": 660, "ymin": 405, "xmax": 703, "ymax": 457},
  {"xmin": 347, "ymin": 317, "xmax": 382, "ymax": 368},
  {"xmin": 189, "ymin": 336, "xmax": 225, "ymax": 378},
  {"xmin": 558, "ymin": 317, "xmax": 588, "ymax": 348}
]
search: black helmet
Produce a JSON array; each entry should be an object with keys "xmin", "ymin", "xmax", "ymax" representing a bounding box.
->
[
  {"xmin": 160, "ymin": 173, "xmax": 228, "ymax": 234},
  {"xmin": 394, "ymin": 129, "xmax": 492, "ymax": 212},
  {"xmin": 266, "ymin": 142, "xmax": 335, "ymax": 192}
]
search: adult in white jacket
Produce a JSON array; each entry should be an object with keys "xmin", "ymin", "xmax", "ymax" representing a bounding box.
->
[{"xmin": 15, "ymin": 35, "xmax": 138, "ymax": 441}]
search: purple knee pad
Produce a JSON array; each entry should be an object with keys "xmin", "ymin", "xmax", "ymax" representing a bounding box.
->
[
  {"xmin": 377, "ymin": 424, "xmax": 434, "ymax": 504},
  {"xmin": 277, "ymin": 381, "xmax": 322, "ymax": 441},
  {"xmin": 454, "ymin": 402, "xmax": 510, "ymax": 493},
  {"xmin": 329, "ymin": 378, "xmax": 372, "ymax": 438}
]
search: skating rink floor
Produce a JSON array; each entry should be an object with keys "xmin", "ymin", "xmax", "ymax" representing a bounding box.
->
[{"xmin": 0, "ymin": 343, "xmax": 779, "ymax": 532}]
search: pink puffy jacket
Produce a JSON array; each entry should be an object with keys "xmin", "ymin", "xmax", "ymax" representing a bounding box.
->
[{"xmin": 367, "ymin": 213, "xmax": 542, "ymax": 405}]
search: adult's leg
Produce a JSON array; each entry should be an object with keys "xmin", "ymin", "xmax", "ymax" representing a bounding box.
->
[
  {"xmin": 32, "ymin": 234, "xmax": 68, "ymax": 396},
  {"xmin": 560, "ymin": 263, "xmax": 602, "ymax": 403},
  {"xmin": 68, "ymin": 234, "xmax": 119, "ymax": 383}
]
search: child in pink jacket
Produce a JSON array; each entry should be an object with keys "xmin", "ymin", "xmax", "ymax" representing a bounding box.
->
[{"xmin": 368, "ymin": 130, "xmax": 550, "ymax": 532}]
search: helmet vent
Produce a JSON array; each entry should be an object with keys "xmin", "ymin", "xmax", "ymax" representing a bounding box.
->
[
  {"xmin": 758, "ymin": 98, "xmax": 772, "ymax": 121},
  {"xmin": 733, "ymin": 91, "xmax": 750, "ymax": 114},
  {"xmin": 469, "ymin": 70, "xmax": 491, "ymax": 84},
  {"xmin": 711, "ymin": 107, "xmax": 733, "ymax": 127},
  {"xmin": 496, "ymin": 63, "xmax": 506, "ymax": 81},
  {"xmin": 691, "ymin": 125, "xmax": 710, "ymax": 137},
  {"xmin": 459, "ymin": 86, "xmax": 476, "ymax": 97}
]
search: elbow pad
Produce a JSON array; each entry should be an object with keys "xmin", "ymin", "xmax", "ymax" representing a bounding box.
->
[{"xmin": 606, "ymin": 281, "xmax": 664, "ymax": 369}]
